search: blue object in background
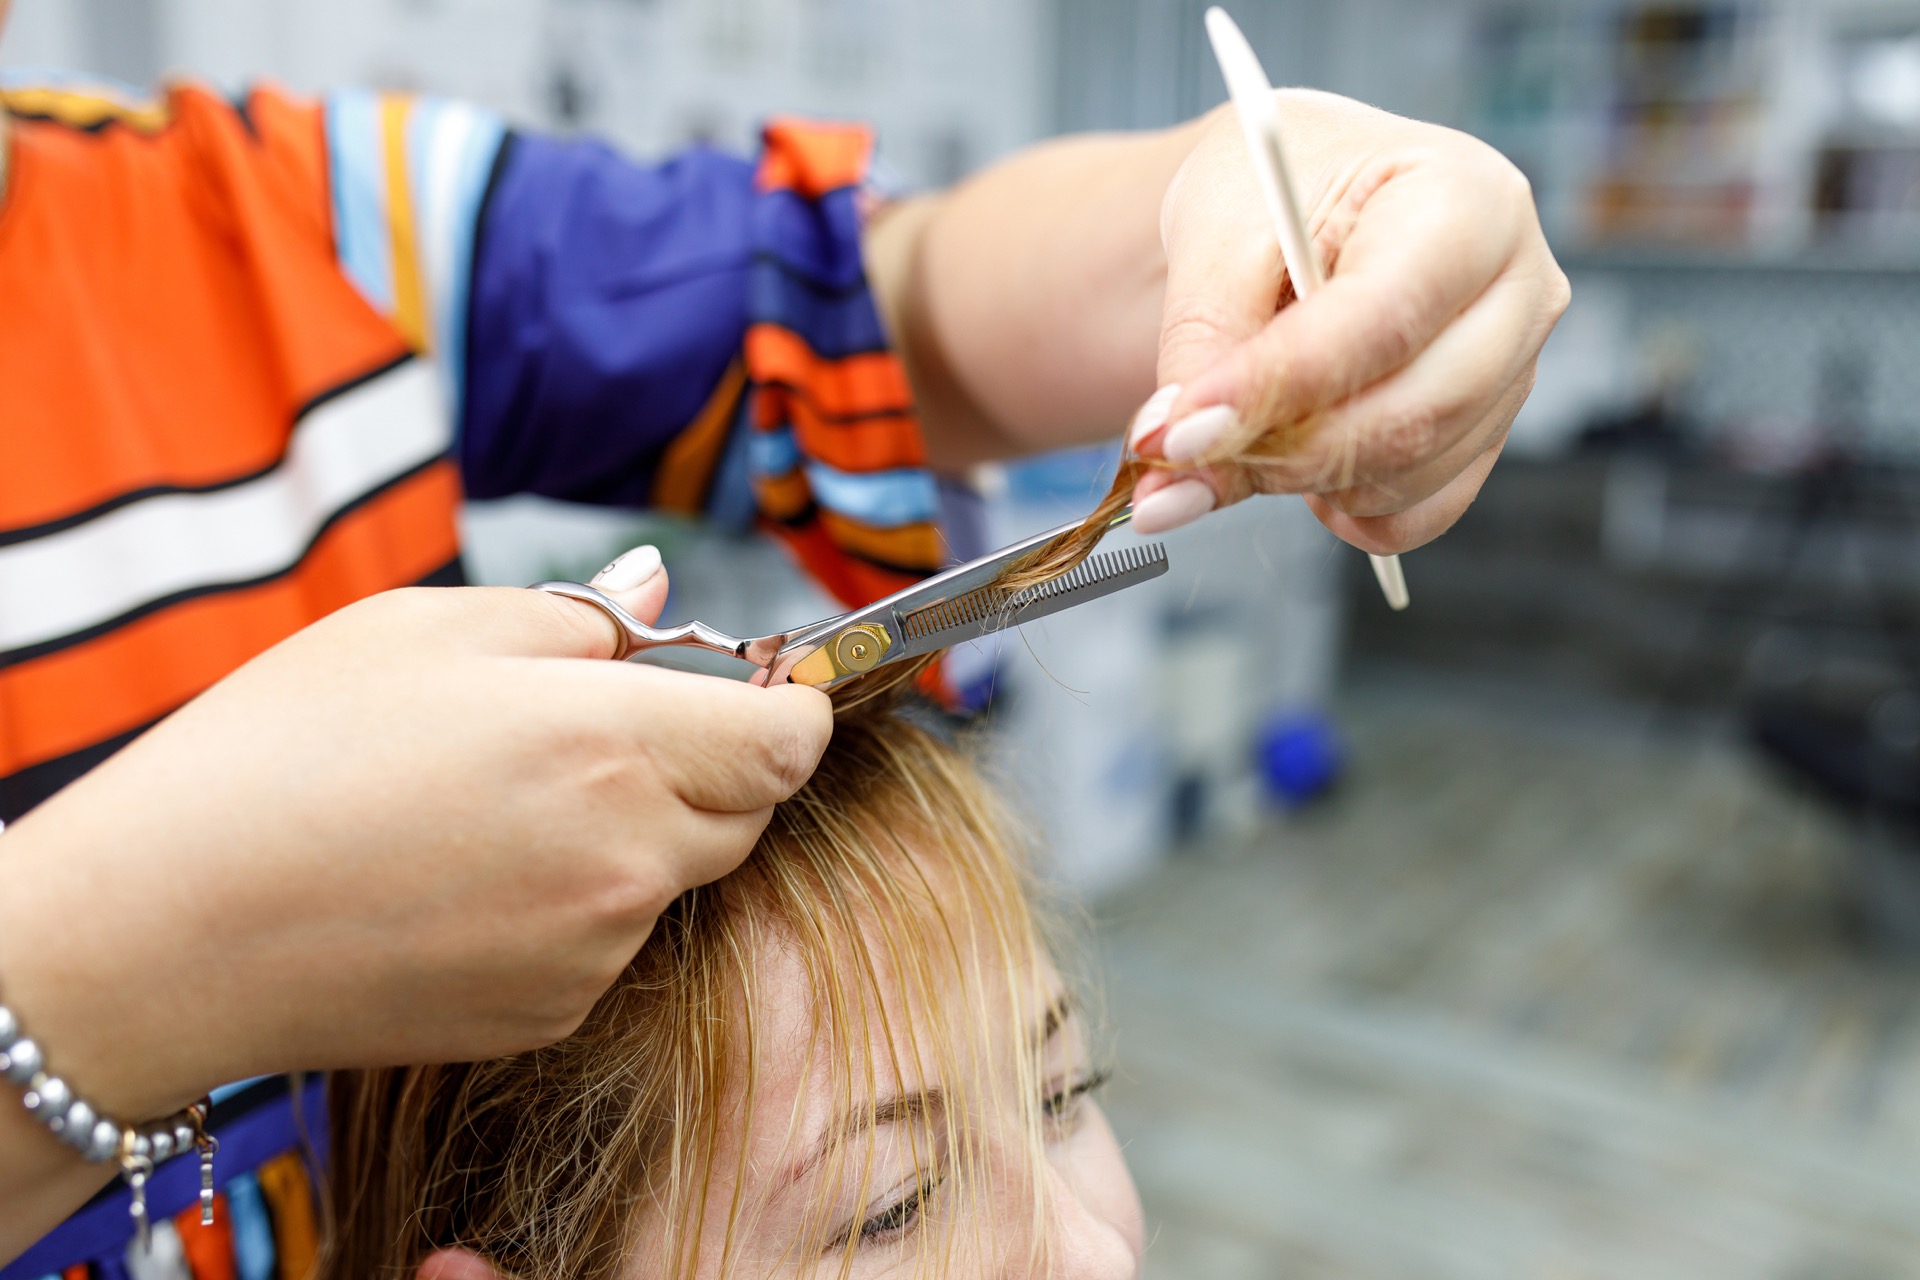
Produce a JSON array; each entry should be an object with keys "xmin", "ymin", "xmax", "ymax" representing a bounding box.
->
[{"xmin": 1258, "ymin": 711, "xmax": 1344, "ymax": 808}]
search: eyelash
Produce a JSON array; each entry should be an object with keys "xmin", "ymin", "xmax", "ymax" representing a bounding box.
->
[
  {"xmin": 857, "ymin": 1174, "xmax": 939, "ymax": 1246},
  {"xmin": 1042, "ymin": 1068, "xmax": 1112, "ymax": 1128},
  {"xmin": 844, "ymin": 1069, "xmax": 1112, "ymax": 1251}
]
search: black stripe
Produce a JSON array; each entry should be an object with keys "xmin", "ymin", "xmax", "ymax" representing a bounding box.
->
[
  {"xmin": 0, "ymin": 351, "xmax": 417, "ymax": 548},
  {"xmin": 0, "ymin": 555, "xmax": 464, "ymax": 823},
  {"xmin": 0, "ymin": 454, "xmax": 455, "ymax": 672},
  {"xmin": 460, "ymin": 131, "xmax": 518, "ymax": 419},
  {"xmin": 231, "ymin": 86, "xmax": 259, "ymax": 139},
  {"xmin": 4, "ymin": 108, "xmax": 147, "ymax": 135},
  {"xmin": 0, "ymin": 719, "xmax": 154, "ymax": 824}
]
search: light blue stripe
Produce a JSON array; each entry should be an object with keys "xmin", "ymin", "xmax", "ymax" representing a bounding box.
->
[
  {"xmin": 224, "ymin": 1173, "xmax": 277, "ymax": 1280},
  {"xmin": 803, "ymin": 463, "xmax": 939, "ymax": 528},
  {"xmin": 707, "ymin": 399, "xmax": 760, "ymax": 531},
  {"xmin": 324, "ymin": 88, "xmax": 392, "ymax": 314},
  {"xmin": 748, "ymin": 425, "xmax": 801, "ymax": 477},
  {"xmin": 210, "ymin": 1077, "xmax": 270, "ymax": 1104}
]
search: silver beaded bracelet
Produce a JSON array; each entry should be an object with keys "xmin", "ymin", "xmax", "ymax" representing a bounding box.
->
[{"xmin": 0, "ymin": 820, "xmax": 216, "ymax": 1251}]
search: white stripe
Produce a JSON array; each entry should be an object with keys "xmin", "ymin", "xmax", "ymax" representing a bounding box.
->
[
  {"xmin": 418, "ymin": 100, "xmax": 473, "ymax": 336},
  {"xmin": 0, "ymin": 362, "xmax": 448, "ymax": 655},
  {"xmin": 414, "ymin": 100, "xmax": 504, "ymax": 420}
]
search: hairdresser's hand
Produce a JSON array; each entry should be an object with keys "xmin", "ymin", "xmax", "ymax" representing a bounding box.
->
[
  {"xmin": 0, "ymin": 552, "xmax": 832, "ymax": 1122},
  {"xmin": 1129, "ymin": 91, "xmax": 1569, "ymax": 551}
]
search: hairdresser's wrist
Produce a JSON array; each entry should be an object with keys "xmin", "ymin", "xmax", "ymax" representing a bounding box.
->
[{"xmin": 0, "ymin": 820, "xmax": 227, "ymax": 1121}]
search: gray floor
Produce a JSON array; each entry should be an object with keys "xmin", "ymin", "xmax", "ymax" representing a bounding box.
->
[{"xmin": 1093, "ymin": 668, "xmax": 1920, "ymax": 1279}]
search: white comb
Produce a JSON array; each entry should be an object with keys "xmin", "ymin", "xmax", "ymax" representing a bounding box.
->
[{"xmin": 1204, "ymin": 6, "xmax": 1411, "ymax": 612}]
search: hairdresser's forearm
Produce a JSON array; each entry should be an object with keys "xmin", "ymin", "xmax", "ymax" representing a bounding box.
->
[
  {"xmin": 869, "ymin": 117, "xmax": 1210, "ymax": 470},
  {"xmin": 0, "ymin": 1104, "xmax": 115, "ymax": 1265}
]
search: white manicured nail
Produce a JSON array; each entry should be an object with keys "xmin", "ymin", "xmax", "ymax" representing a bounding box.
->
[
  {"xmin": 591, "ymin": 544, "xmax": 663, "ymax": 592},
  {"xmin": 1127, "ymin": 383, "xmax": 1184, "ymax": 450},
  {"xmin": 1161, "ymin": 405, "xmax": 1239, "ymax": 464},
  {"xmin": 1130, "ymin": 478, "xmax": 1218, "ymax": 534}
]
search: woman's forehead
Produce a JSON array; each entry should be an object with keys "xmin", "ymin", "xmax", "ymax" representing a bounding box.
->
[{"xmin": 732, "ymin": 912, "xmax": 1063, "ymax": 1131}]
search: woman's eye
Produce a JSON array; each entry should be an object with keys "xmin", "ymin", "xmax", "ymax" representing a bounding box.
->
[
  {"xmin": 1041, "ymin": 1068, "xmax": 1112, "ymax": 1129},
  {"xmin": 858, "ymin": 1175, "xmax": 937, "ymax": 1245}
]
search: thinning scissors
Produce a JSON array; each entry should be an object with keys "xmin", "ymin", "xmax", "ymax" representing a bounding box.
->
[{"xmin": 535, "ymin": 508, "xmax": 1168, "ymax": 691}]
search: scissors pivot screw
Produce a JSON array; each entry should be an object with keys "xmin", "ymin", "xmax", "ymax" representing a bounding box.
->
[{"xmin": 834, "ymin": 625, "xmax": 890, "ymax": 673}]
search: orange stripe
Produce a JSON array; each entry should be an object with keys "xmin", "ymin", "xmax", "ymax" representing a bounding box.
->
[
  {"xmin": 652, "ymin": 361, "xmax": 746, "ymax": 514},
  {"xmin": 175, "ymin": 1193, "xmax": 238, "ymax": 1280},
  {"xmin": 819, "ymin": 510, "xmax": 944, "ymax": 570},
  {"xmin": 787, "ymin": 395, "xmax": 926, "ymax": 474},
  {"xmin": 256, "ymin": 1153, "xmax": 320, "ymax": 1280},
  {"xmin": 756, "ymin": 119, "xmax": 871, "ymax": 197},
  {"xmin": 745, "ymin": 325, "xmax": 915, "ymax": 420},
  {"xmin": 380, "ymin": 96, "xmax": 429, "ymax": 351},
  {"xmin": 763, "ymin": 517, "xmax": 922, "ymax": 611},
  {"xmin": 0, "ymin": 461, "xmax": 461, "ymax": 774}
]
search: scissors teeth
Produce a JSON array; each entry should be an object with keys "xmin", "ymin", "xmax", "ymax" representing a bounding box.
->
[{"xmin": 534, "ymin": 507, "xmax": 1168, "ymax": 692}]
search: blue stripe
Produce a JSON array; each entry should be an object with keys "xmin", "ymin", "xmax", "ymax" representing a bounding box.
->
[
  {"xmin": 804, "ymin": 463, "xmax": 939, "ymax": 528},
  {"xmin": 753, "ymin": 186, "xmax": 867, "ymax": 290},
  {"xmin": 325, "ymin": 88, "xmax": 393, "ymax": 313},
  {"xmin": 748, "ymin": 425, "xmax": 801, "ymax": 478},
  {"xmin": 749, "ymin": 262, "xmax": 889, "ymax": 359},
  {"xmin": 225, "ymin": 1174, "xmax": 277, "ymax": 1280}
]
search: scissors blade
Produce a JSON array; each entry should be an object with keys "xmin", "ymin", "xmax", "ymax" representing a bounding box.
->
[
  {"xmin": 893, "ymin": 542, "xmax": 1168, "ymax": 657},
  {"xmin": 764, "ymin": 506, "xmax": 1165, "ymax": 686}
]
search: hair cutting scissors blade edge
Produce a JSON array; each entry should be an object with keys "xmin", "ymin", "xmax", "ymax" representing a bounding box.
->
[{"xmin": 762, "ymin": 505, "xmax": 1161, "ymax": 689}]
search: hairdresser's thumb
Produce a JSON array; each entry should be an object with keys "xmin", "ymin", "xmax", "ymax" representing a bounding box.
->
[
  {"xmin": 502, "ymin": 543, "xmax": 673, "ymax": 661},
  {"xmin": 587, "ymin": 544, "xmax": 671, "ymax": 622}
]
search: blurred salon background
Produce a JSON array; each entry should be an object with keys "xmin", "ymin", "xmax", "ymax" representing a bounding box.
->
[{"xmin": 9, "ymin": 0, "xmax": 1920, "ymax": 1273}]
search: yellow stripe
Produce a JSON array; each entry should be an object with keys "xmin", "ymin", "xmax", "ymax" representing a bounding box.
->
[
  {"xmin": 0, "ymin": 85, "xmax": 169, "ymax": 132},
  {"xmin": 379, "ymin": 95, "xmax": 430, "ymax": 352},
  {"xmin": 652, "ymin": 361, "xmax": 747, "ymax": 514}
]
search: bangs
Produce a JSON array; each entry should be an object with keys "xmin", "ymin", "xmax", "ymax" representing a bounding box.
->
[{"xmin": 656, "ymin": 715, "xmax": 1065, "ymax": 1278}]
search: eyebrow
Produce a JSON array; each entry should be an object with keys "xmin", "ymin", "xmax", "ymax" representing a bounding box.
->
[{"xmin": 776, "ymin": 994, "xmax": 1075, "ymax": 1189}]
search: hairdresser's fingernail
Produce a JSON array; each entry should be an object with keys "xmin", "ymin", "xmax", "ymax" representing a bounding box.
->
[
  {"xmin": 1130, "ymin": 478, "xmax": 1217, "ymax": 534},
  {"xmin": 1160, "ymin": 405, "xmax": 1239, "ymax": 465},
  {"xmin": 591, "ymin": 544, "xmax": 663, "ymax": 592},
  {"xmin": 1127, "ymin": 383, "xmax": 1183, "ymax": 451}
]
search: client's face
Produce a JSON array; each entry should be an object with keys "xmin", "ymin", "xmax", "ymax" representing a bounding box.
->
[{"xmin": 637, "ymin": 926, "xmax": 1145, "ymax": 1278}]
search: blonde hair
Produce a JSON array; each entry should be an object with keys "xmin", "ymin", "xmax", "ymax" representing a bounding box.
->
[{"xmin": 322, "ymin": 709, "xmax": 1070, "ymax": 1280}]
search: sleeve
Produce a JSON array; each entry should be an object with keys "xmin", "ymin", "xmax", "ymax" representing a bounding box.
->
[
  {"xmin": 323, "ymin": 98, "xmax": 950, "ymax": 609},
  {"xmin": 459, "ymin": 117, "xmax": 950, "ymax": 609}
]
